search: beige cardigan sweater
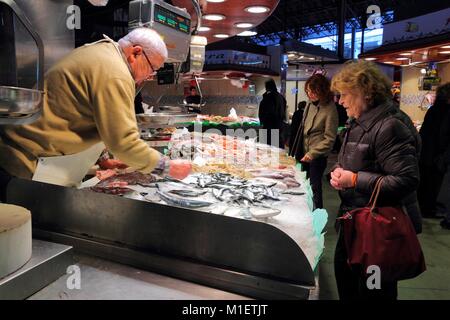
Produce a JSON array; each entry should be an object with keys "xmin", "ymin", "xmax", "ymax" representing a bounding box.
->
[{"xmin": 0, "ymin": 41, "xmax": 160, "ymax": 179}]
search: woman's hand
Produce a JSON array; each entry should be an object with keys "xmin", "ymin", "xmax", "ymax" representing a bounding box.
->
[
  {"xmin": 300, "ymin": 154, "xmax": 313, "ymax": 163},
  {"xmin": 330, "ymin": 168, "xmax": 355, "ymax": 190}
]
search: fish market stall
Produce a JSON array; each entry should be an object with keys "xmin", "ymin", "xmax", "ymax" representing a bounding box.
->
[{"xmin": 6, "ymin": 131, "xmax": 326, "ymax": 299}]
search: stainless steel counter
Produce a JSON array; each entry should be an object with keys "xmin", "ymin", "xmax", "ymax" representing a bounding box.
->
[{"xmin": 29, "ymin": 253, "xmax": 249, "ymax": 300}]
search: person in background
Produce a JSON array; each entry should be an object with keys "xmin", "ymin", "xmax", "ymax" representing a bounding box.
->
[
  {"xmin": 288, "ymin": 100, "xmax": 306, "ymax": 155},
  {"xmin": 432, "ymin": 83, "xmax": 450, "ymax": 228},
  {"xmin": 418, "ymin": 83, "xmax": 450, "ymax": 218},
  {"xmin": 258, "ymin": 78, "xmax": 287, "ymax": 147},
  {"xmin": 0, "ymin": 28, "xmax": 191, "ymax": 202},
  {"xmin": 185, "ymin": 86, "xmax": 202, "ymax": 105},
  {"xmin": 298, "ymin": 74, "xmax": 338, "ymax": 209},
  {"xmin": 330, "ymin": 60, "xmax": 421, "ymax": 300},
  {"xmin": 332, "ymin": 94, "xmax": 349, "ymax": 153}
]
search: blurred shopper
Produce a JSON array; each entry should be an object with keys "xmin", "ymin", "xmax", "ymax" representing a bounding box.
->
[
  {"xmin": 258, "ymin": 79, "xmax": 287, "ymax": 147},
  {"xmin": 292, "ymin": 74, "xmax": 338, "ymax": 209},
  {"xmin": 330, "ymin": 60, "xmax": 422, "ymax": 300},
  {"xmin": 418, "ymin": 83, "xmax": 450, "ymax": 218}
]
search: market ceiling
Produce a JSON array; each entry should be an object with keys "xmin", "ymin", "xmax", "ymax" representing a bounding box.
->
[{"xmin": 171, "ymin": 0, "xmax": 280, "ymax": 44}]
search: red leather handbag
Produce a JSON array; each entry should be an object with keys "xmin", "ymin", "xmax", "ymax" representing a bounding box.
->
[{"xmin": 339, "ymin": 178, "xmax": 426, "ymax": 282}]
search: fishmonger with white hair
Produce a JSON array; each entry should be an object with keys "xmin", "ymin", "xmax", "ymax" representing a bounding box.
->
[{"xmin": 0, "ymin": 28, "xmax": 191, "ymax": 199}]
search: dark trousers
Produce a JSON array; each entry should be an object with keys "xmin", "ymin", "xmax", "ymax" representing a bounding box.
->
[
  {"xmin": 302, "ymin": 156, "xmax": 327, "ymax": 209},
  {"xmin": 436, "ymin": 164, "xmax": 450, "ymax": 222},
  {"xmin": 418, "ymin": 164, "xmax": 444, "ymax": 217},
  {"xmin": 334, "ymin": 226, "xmax": 398, "ymax": 300},
  {"xmin": 0, "ymin": 166, "xmax": 13, "ymax": 203}
]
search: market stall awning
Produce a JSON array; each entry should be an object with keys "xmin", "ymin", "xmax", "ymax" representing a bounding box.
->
[{"xmin": 359, "ymin": 31, "xmax": 450, "ymax": 66}]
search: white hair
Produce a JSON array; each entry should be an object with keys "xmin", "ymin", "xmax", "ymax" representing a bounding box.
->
[{"xmin": 118, "ymin": 27, "xmax": 168, "ymax": 61}]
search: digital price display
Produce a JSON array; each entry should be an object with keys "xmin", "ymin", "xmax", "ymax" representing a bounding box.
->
[{"xmin": 154, "ymin": 4, "xmax": 190, "ymax": 34}]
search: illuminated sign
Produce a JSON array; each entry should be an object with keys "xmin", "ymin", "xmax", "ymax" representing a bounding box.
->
[{"xmin": 154, "ymin": 4, "xmax": 190, "ymax": 34}]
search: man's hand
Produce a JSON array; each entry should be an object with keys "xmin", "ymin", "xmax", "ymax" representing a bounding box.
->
[
  {"xmin": 168, "ymin": 159, "xmax": 192, "ymax": 180},
  {"xmin": 330, "ymin": 167, "xmax": 355, "ymax": 190},
  {"xmin": 98, "ymin": 159, "xmax": 128, "ymax": 170},
  {"xmin": 300, "ymin": 154, "xmax": 313, "ymax": 163}
]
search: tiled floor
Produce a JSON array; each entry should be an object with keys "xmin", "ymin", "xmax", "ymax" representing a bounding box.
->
[{"xmin": 319, "ymin": 154, "xmax": 450, "ymax": 300}]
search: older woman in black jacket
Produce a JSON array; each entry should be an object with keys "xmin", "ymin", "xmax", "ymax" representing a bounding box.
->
[{"xmin": 329, "ymin": 60, "xmax": 422, "ymax": 300}]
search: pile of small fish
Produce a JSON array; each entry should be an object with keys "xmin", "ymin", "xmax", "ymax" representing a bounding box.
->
[{"xmin": 152, "ymin": 173, "xmax": 304, "ymax": 220}]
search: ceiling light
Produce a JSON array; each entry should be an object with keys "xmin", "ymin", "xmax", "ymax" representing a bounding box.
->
[
  {"xmin": 384, "ymin": 61, "xmax": 395, "ymax": 64},
  {"xmin": 288, "ymin": 53, "xmax": 296, "ymax": 58},
  {"xmin": 235, "ymin": 22, "xmax": 254, "ymax": 28},
  {"xmin": 197, "ymin": 26, "xmax": 211, "ymax": 32},
  {"xmin": 440, "ymin": 45, "xmax": 450, "ymax": 49},
  {"xmin": 396, "ymin": 57, "xmax": 409, "ymax": 60},
  {"xmin": 420, "ymin": 68, "xmax": 427, "ymax": 74},
  {"xmin": 399, "ymin": 52, "xmax": 412, "ymax": 56},
  {"xmin": 203, "ymin": 14, "xmax": 225, "ymax": 21},
  {"xmin": 244, "ymin": 6, "xmax": 270, "ymax": 14},
  {"xmin": 364, "ymin": 57, "xmax": 377, "ymax": 61},
  {"xmin": 439, "ymin": 51, "xmax": 450, "ymax": 54},
  {"xmin": 214, "ymin": 34, "xmax": 229, "ymax": 38},
  {"xmin": 308, "ymin": 57, "xmax": 315, "ymax": 60},
  {"xmin": 206, "ymin": 0, "xmax": 226, "ymax": 2},
  {"xmin": 237, "ymin": 31, "xmax": 257, "ymax": 36}
]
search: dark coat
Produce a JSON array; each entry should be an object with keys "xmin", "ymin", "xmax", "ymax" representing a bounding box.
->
[
  {"xmin": 336, "ymin": 101, "xmax": 422, "ymax": 233},
  {"xmin": 419, "ymin": 102, "xmax": 450, "ymax": 170},
  {"xmin": 258, "ymin": 90, "xmax": 286, "ymax": 130}
]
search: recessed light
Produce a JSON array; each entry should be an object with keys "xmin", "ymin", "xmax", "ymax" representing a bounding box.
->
[
  {"xmin": 206, "ymin": 0, "xmax": 226, "ymax": 3},
  {"xmin": 364, "ymin": 57, "xmax": 377, "ymax": 61},
  {"xmin": 214, "ymin": 34, "xmax": 229, "ymax": 38},
  {"xmin": 396, "ymin": 57, "xmax": 409, "ymax": 60},
  {"xmin": 399, "ymin": 52, "xmax": 412, "ymax": 56},
  {"xmin": 244, "ymin": 6, "xmax": 270, "ymax": 13},
  {"xmin": 235, "ymin": 22, "xmax": 254, "ymax": 28},
  {"xmin": 441, "ymin": 45, "xmax": 450, "ymax": 49},
  {"xmin": 203, "ymin": 14, "xmax": 226, "ymax": 21},
  {"xmin": 237, "ymin": 31, "xmax": 257, "ymax": 36},
  {"xmin": 439, "ymin": 51, "xmax": 450, "ymax": 54},
  {"xmin": 198, "ymin": 26, "xmax": 211, "ymax": 32}
]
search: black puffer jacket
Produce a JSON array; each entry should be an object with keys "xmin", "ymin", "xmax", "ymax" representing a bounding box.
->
[{"xmin": 336, "ymin": 101, "xmax": 422, "ymax": 233}]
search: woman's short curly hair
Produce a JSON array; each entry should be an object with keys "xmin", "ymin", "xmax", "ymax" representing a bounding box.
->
[
  {"xmin": 331, "ymin": 60, "xmax": 392, "ymax": 106},
  {"xmin": 305, "ymin": 74, "xmax": 332, "ymax": 103}
]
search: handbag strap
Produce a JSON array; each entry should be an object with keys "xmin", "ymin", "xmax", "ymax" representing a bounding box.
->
[
  {"xmin": 291, "ymin": 103, "xmax": 311, "ymax": 157},
  {"xmin": 367, "ymin": 177, "xmax": 383, "ymax": 213}
]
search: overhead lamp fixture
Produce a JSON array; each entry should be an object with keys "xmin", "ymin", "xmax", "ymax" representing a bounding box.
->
[
  {"xmin": 399, "ymin": 52, "xmax": 412, "ymax": 56},
  {"xmin": 244, "ymin": 6, "xmax": 270, "ymax": 13},
  {"xmin": 214, "ymin": 34, "xmax": 229, "ymax": 38},
  {"xmin": 308, "ymin": 57, "xmax": 315, "ymax": 60},
  {"xmin": 420, "ymin": 68, "xmax": 427, "ymax": 74},
  {"xmin": 384, "ymin": 61, "xmax": 395, "ymax": 64},
  {"xmin": 441, "ymin": 45, "xmax": 450, "ymax": 49},
  {"xmin": 235, "ymin": 22, "xmax": 254, "ymax": 28},
  {"xmin": 364, "ymin": 57, "xmax": 377, "ymax": 61},
  {"xmin": 287, "ymin": 53, "xmax": 296, "ymax": 58},
  {"xmin": 203, "ymin": 14, "xmax": 226, "ymax": 21},
  {"xmin": 197, "ymin": 26, "xmax": 211, "ymax": 32},
  {"xmin": 237, "ymin": 31, "xmax": 257, "ymax": 36},
  {"xmin": 439, "ymin": 51, "xmax": 450, "ymax": 54},
  {"xmin": 396, "ymin": 57, "xmax": 409, "ymax": 60},
  {"xmin": 206, "ymin": 0, "xmax": 226, "ymax": 2}
]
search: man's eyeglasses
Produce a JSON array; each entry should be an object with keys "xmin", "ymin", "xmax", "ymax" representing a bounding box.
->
[{"xmin": 142, "ymin": 50, "xmax": 158, "ymax": 80}]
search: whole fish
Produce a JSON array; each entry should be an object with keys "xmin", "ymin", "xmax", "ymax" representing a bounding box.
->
[
  {"xmin": 168, "ymin": 189, "xmax": 208, "ymax": 197},
  {"xmin": 157, "ymin": 190, "xmax": 213, "ymax": 208}
]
